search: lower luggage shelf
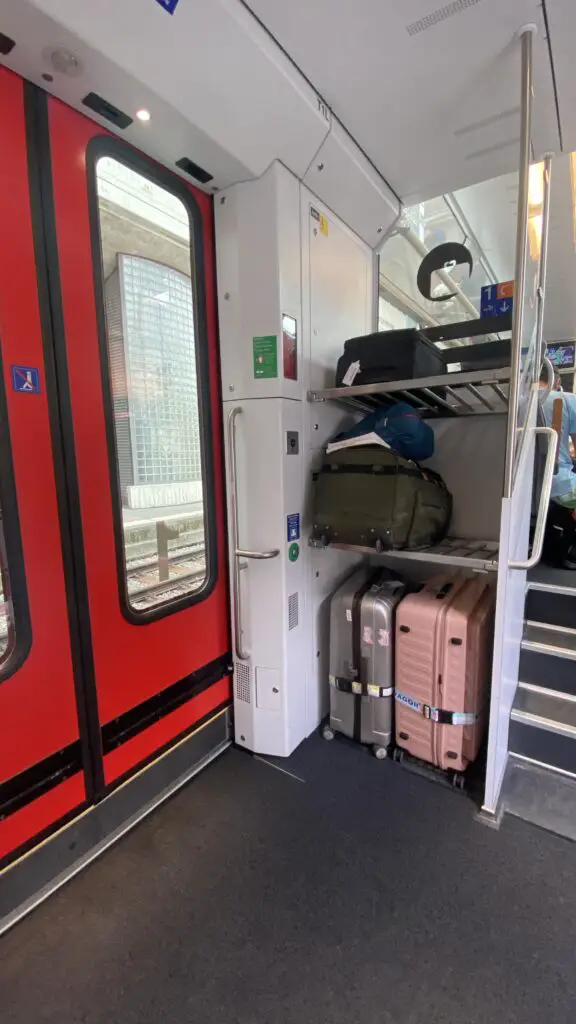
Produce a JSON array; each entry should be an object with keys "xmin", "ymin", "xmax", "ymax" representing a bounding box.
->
[{"xmin": 310, "ymin": 536, "xmax": 499, "ymax": 572}]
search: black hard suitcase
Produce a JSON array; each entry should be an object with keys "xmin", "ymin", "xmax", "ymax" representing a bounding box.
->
[
  {"xmin": 449, "ymin": 339, "xmax": 510, "ymax": 372},
  {"xmin": 336, "ymin": 328, "xmax": 446, "ymax": 388}
]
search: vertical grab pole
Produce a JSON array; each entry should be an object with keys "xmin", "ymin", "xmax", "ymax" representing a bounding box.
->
[{"xmin": 503, "ymin": 26, "xmax": 534, "ymax": 498}]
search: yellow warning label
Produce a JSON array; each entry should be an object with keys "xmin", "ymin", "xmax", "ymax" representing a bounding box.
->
[{"xmin": 319, "ymin": 213, "xmax": 329, "ymax": 237}]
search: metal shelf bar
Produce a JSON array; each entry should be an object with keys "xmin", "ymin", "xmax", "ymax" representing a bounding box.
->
[
  {"xmin": 310, "ymin": 536, "xmax": 499, "ymax": 572},
  {"xmin": 308, "ymin": 368, "xmax": 511, "ymax": 417},
  {"xmin": 465, "ymin": 384, "xmax": 495, "ymax": 411}
]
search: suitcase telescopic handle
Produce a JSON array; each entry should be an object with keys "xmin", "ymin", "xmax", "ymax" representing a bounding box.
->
[
  {"xmin": 509, "ymin": 425, "xmax": 558, "ymax": 570},
  {"xmin": 228, "ymin": 407, "xmax": 280, "ymax": 661}
]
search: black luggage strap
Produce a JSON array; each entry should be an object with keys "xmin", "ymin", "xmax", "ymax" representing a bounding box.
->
[
  {"xmin": 321, "ymin": 463, "xmax": 423, "ymax": 480},
  {"xmin": 394, "ymin": 690, "xmax": 478, "ymax": 726},
  {"xmin": 329, "ymin": 675, "xmax": 393, "ymax": 699}
]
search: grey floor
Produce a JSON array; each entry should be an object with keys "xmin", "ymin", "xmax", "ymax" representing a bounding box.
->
[{"xmin": 2, "ymin": 736, "xmax": 576, "ymax": 1024}]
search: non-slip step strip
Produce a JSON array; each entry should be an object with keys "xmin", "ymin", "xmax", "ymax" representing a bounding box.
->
[
  {"xmin": 522, "ymin": 622, "xmax": 576, "ymax": 661},
  {"xmin": 512, "ymin": 682, "xmax": 576, "ymax": 737}
]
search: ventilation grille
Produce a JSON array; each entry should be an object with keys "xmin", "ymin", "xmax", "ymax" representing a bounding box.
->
[
  {"xmin": 466, "ymin": 137, "xmax": 520, "ymax": 161},
  {"xmin": 454, "ymin": 106, "xmax": 520, "ymax": 138},
  {"xmin": 0, "ymin": 33, "xmax": 16, "ymax": 55},
  {"xmin": 175, "ymin": 156, "xmax": 213, "ymax": 185},
  {"xmin": 82, "ymin": 92, "xmax": 133, "ymax": 129},
  {"xmin": 235, "ymin": 662, "xmax": 251, "ymax": 704},
  {"xmin": 406, "ymin": 0, "xmax": 482, "ymax": 36},
  {"xmin": 288, "ymin": 593, "xmax": 299, "ymax": 631}
]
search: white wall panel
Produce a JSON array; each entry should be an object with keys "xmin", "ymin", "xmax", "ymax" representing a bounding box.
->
[
  {"xmin": 216, "ymin": 163, "xmax": 303, "ymax": 401},
  {"xmin": 484, "ymin": 412, "xmax": 536, "ymax": 813},
  {"xmin": 301, "ymin": 185, "xmax": 374, "ymax": 734},
  {"xmin": 302, "ymin": 189, "xmax": 374, "ymax": 393},
  {"xmin": 225, "ymin": 397, "xmax": 308, "ymax": 756}
]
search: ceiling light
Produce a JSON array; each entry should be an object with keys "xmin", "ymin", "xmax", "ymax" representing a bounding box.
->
[
  {"xmin": 528, "ymin": 162, "xmax": 544, "ymax": 210},
  {"xmin": 528, "ymin": 213, "xmax": 542, "ymax": 262},
  {"xmin": 136, "ymin": 108, "xmax": 151, "ymax": 122}
]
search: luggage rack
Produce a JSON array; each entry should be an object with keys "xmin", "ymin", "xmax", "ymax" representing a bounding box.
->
[
  {"xmin": 310, "ymin": 537, "xmax": 499, "ymax": 572},
  {"xmin": 308, "ymin": 367, "xmax": 511, "ymax": 417}
]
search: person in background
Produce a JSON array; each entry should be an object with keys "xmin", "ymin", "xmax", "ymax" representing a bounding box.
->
[{"xmin": 540, "ymin": 364, "xmax": 576, "ymax": 567}]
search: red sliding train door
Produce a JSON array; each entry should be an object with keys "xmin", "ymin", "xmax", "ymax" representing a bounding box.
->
[{"xmin": 0, "ymin": 65, "xmax": 231, "ymax": 865}]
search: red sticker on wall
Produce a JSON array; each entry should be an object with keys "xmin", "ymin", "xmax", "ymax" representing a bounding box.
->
[{"xmin": 282, "ymin": 314, "xmax": 297, "ymax": 381}]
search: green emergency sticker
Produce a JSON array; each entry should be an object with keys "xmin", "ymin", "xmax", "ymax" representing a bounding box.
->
[
  {"xmin": 288, "ymin": 542, "xmax": 300, "ymax": 562},
  {"xmin": 253, "ymin": 335, "xmax": 278, "ymax": 379}
]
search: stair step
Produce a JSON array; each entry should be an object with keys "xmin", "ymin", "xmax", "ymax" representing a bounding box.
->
[
  {"xmin": 513, "ymin": 683, "xmax": 576, "ymax": 732},
  {"xmin": 528, "ymin": 564, "xmax": 576, "ymax": 592},
  {"xmin": 522, "ymin": 622, "xmax": 576, "ymax": 660},
  {"xmin": 525, "ymin": 588, "xmax": 576, "ymax": 630},
  {"xmin": 519, "ymin": 647, "xmax": 576, "ymax": 697},
  {"xmin": 509, "ymin": 684, "xmax": 576, "ymax": 777}
]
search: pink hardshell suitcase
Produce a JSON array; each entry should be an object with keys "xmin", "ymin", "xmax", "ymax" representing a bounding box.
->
[{"xmin": 394, "ymin": 575, "xmax": 494, "ymax": 772}]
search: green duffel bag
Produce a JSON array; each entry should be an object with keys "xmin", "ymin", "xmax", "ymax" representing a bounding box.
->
[{"xmin": 312, "ymin": 446, "xmax": 452, "ymax": 550}]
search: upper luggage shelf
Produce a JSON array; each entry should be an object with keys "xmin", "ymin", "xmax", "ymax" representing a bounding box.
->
[
  {"xmin": 309, "ymin": 312, "xmax": 512, "ymax": 417},
  {"xmin": 308, "ymin": 366, "xmax": 511, "ymax": 417}
]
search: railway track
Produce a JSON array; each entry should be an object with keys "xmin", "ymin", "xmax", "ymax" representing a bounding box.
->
[
  {"xmin": 0, "ymin": 542, "xmax": 209, "ymax": 643},
  {"xmin": 127, "ymin": 545, "xmax": 207, "ymax": 609}
]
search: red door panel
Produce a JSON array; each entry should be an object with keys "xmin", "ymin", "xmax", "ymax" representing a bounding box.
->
[
  {"xmin": 0, "ymin": 68, "xmax": 86, "ymax": 860},
  {"xmin": 47, "ymin": 97, "xmax": 231, "ymax": 782}
]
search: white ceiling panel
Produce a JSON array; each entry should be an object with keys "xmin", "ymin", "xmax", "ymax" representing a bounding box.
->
[
  {"xmin": 0, "ymin": 2, "xmax": 251, "ymax": 192},
  {"xmin": 1, "ymin": 0, "xmax": 331, "ymax": 187},
  {"xmin": 247, "ymin": 0, "xmax": 560, "ymax": 201}
]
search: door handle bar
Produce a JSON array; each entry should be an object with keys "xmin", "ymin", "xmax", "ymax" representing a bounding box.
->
[
  {"xmin": 236, "ymin": 549, "xmax": 280, "ymax": 559},
  {"xmin": 509, "ymin": 426, "xmax": 557, "ymax": 570},
  {"xmin": 227, "ymin": 407, "xmax": 279, "ymax": 661}
]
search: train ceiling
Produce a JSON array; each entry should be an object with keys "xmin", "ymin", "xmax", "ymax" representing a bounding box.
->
[
  {"xmin": 1, "ymin": 0, "xmax": 576, "ymax": 338},
  {"xmin": 0, "ymin": 0, "xmax": 569, "ymax": 201}
]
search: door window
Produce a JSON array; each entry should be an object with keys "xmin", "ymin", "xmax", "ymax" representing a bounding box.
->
[
  {"xmin": 92, "ymin": 155, "xmax": 213, "ymax": 617},
  {"xmin": 0, "ymin": 508, "xmax": 15, "ymax": 666}
]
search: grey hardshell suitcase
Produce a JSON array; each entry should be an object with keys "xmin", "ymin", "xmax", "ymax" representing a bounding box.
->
[{"xmin": 325, "ymin": 568, "xmax": 406, "ymax": 757}]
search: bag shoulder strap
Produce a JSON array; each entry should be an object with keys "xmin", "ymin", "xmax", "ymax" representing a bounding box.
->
[{"xmin": 552, "ymin": 397, "xmax": 563, "ymax": 475}]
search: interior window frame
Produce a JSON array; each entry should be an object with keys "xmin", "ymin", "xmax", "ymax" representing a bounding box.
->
[{"xmin": 86, "ymin": 137, "xmax": 219, "ymax": 626}]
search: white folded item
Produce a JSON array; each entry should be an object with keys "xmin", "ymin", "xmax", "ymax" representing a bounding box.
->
[{"xmin": 326, "ymin": 432, "xmax": 392, "ymax": 454}]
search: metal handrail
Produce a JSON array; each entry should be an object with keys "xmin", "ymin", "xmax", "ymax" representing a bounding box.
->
[
  {"xmin": 509, "ymin": 426, "xmax": 558, "ymax": 570},
  {"xmin": 227, "ymin": 407, "xmax": 279, "ymax": 662},
  {"xmin": 236, "ymin": 549, "xmax": 280, "ymax": 560},
  {"xmin": 503, "ymin": 26, "xmax": 534, "ymax": 498}
]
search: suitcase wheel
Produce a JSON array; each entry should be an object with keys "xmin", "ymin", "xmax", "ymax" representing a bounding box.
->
[
  {"xmin": 392, "ymin": 747, "xmax": 405, "ymax": 764},
  {"xmin": 451, "ymin": 772, "xmax": 466, "ymax": 792},
  {"xmin": 373, "ymin": 745, "xmax": 388, "ymax": 760},
  {"xmin": 322, "ymin": 725, "xmax": 335, "ymax": 742}
]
